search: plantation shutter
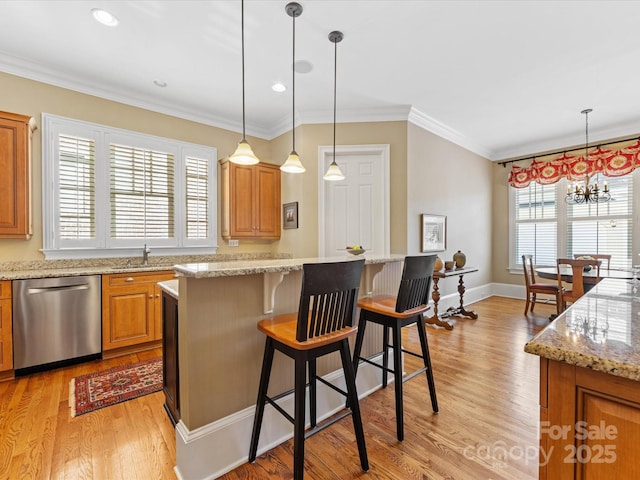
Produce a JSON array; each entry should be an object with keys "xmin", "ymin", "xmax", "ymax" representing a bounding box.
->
[
  {"xmin": 110, "ymin": 144, "xmax": 175, "ymax": 239},
  {"xmin": 567, "ymin": 174, "xmax": 633, "ymax": 269},
  {"xmin": 514, "ymin": 182, "xmax": 557, "ymax": 266},
  {"xmin": 185, "ymin": 155, "xmax": 208, "ymax": 239},
  {"xmin": 58, "ymin": 134, "xmax": 95, "ymax": 240}
]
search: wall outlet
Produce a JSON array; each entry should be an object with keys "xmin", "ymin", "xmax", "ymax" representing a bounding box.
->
[{"xmin": 228, "ymin": 239, "xmax": 239, "ymax": 247}]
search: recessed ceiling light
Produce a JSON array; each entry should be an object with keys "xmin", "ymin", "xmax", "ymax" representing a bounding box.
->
[
  {"xmin": 153, "ymin": 79, "xmax": 168, "ymax": 88},
  {"xmin": 272, "ymin": 83, "xmax": 286, "ymax": 93},
  {"xmin": 91, "ymin": 8, "xmax": 119, "ymax": 27}
]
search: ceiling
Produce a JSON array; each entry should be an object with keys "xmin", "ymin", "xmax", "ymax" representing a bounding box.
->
[{"xmin": 2, "ymin": 1, "xmax": 640, "ymax": 161}]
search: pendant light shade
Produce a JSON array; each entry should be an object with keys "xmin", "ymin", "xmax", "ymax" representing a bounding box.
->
[
  {"xmin": 230, "ymin": 0, "xmax": 259, "ymax": 165},
  {"xmin": 281, "ymin": 2, "xmax": 305, "ymax": 173},
  {"xmin": 324, "ymin": 30, "xmax": 345, "ymax": 181}
]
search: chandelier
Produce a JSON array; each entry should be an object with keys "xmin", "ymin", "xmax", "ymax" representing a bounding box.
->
[{"xmin": 565, "ymin": 109, "xmax": 611, "ymax": 204}]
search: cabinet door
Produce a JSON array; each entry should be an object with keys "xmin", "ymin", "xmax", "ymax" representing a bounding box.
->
[
  {"xmin": 255, "ymin": 164, "xmax": 281, "ymax": 238},
  {"xmin": 230, "ymin": 164, "xmax": 256, "ymax": 237},
  {"xmin": 162, "ymin": 292, "xmax": 180, "ymax": 424},
  {"xmin": 0, "ymin": 112, "xmax": 32, "ymax": 239},
  {"xmin": 102, "ymin": 284, "xmax": 155, "ymax": 350},
  {"xmin": 0, "ymin": 298, "xmax": 12, "ymax": 371}
]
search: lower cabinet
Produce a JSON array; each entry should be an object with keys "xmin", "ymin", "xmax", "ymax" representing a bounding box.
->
[
  {"xmin": 102, "ymin": 271, "xmax": 174, "ymax": 354},
  {"xmin": 539, "ymin": 358, "xmax": 640, "ymax": 479},
  {"xmin": 162, "ymin": 290, "xmax": 180, "ymax": 425},
  {"xmin": 0, "ymin": 281, "xmax": 12, "ymax": 372}
]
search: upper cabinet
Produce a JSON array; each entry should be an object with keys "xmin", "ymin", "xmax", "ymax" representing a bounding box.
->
[
  {"xmin": 0, "ymin": 111, "xmax": 35, "ymax": 239},
  {"xmin": 220, "ymin": 160, "xmax": 281, "ymax": 240}
]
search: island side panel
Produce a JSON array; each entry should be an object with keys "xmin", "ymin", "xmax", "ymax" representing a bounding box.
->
[{"xmin": 178, "ymin": 269, "xmax": 389, "ymax": 431}]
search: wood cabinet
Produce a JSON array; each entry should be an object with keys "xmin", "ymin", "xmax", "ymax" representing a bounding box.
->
[
  {"xmin": 220, "ymin": 160, "xmax": 281, "ymax": 239},
  {"xmin": 0, "ymin": 281, "xmax": 12, "ymax": 372},
  {"xmin": 102, "ymin": 271, "xmax": 174, "ymax": 355},
  {"xmin": 162, "ymin": 290, "xmax": 180, "ymax": 425},
  {"xmin": 0, "ymin": 111, "xmax": 35, "ymax": 239},
  {"xmin": 539, "ymin": 358, "xmax": 640, "ymax": 479}
]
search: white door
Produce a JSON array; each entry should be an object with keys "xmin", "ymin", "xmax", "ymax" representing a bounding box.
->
[{"xmin": 318, "ymin": 144, "xmax": 390, "ymax": 257}]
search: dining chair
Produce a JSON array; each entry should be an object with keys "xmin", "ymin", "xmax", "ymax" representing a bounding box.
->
[
  {"xmin": 557, "ymin": 258, "xmax": 601, "ymax": 311},
  {"xmin": 248, "ymin": 259, "xmax": 368, "ymax": 480},
  {"xmin": 522, "ymin": 255, "xmax": 562, "ymax": 316},
  {"xmin": 573, "ymin": 253, "xmax": 611, "ymax": 270},
  {"xmin": 352, "ymin": 254, "xmax": 438, "ymax": 441}
]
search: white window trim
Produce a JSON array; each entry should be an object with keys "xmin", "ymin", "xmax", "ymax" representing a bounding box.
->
[
  {"xmin": 41, "ymin": 113, "xmax": 217, "ymax": 259},
  {"xmin": 508, "ymin": 172, "xmax": 640, "ymax": 274}
]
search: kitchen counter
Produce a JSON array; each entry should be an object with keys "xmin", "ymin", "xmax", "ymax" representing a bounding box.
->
[
  {"xmin": 525, "ymin": 278, "xmax": 640, "ymax": 381},
  {"xmin": 0, "ymin": 252, "xmax": 286, "ymax": 280},
  {"xmin": 525, "ymin": 278, "xmax": 640, "ymax": 479}
]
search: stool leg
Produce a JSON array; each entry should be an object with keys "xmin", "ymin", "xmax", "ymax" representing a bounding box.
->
[
  {"xmin": 392, "ymin": 324, "xmax": 404, "ymax": 441},
  {"xmin": 382, "ymin": 325, "xmax": 390, "ymax": 388},
  {"xmin": 293, "ymin": 356, "xmax": 307, "ymax": 480},
  {"xmin": 309, "ymin": 359, "xmax": 317, "ymax": 428},
  {"xmin": 417, "ymin": 316, "xmax": 438, "ymax": 413},
  {"xmin": 339, "ymin": 339, "xmax": 369, "ymax": 471},
  {"xmin": 352, "ymin": 310, "xmax": 367, "ymax": 377},
  {"xmin": 249, "ymin": 337, "xmax": 275, "ymax": 462}
]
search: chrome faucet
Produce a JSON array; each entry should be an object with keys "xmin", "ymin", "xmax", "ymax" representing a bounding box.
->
[{"xmin": 142, "ymin": 244, "xmax": 151, "ymax": 265}]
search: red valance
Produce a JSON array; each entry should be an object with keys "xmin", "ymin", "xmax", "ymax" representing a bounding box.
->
[{"xmin": 508, "ymin": 139, "xmax": 640, "ymax": 188}]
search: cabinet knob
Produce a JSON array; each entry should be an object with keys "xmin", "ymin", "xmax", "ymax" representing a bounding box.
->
[
  {"xmin": 126, "ymin": 277, "xmax": 134, "ymax": 282},
  {"xmin": 149, "ymin": 295, "xmax": 154, "ymax": 299},
  {"xmin": 156, "ymin": 293, "xmax": 160, "ymax": 298}
]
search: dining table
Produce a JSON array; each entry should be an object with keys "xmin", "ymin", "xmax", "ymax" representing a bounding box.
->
[{"xmin": 536, "ymin": 266, "xmax": 635, "ymax": 290}]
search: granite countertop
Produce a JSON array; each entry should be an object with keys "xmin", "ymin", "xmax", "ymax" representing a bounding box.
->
[
  {"xmin": 174, "ymin": 253, "xmax": 406, "ymax": 278},
  {"xmin": 158, "ymin": 279, "xmax": 179, "ymax": 298},
  {"xmin": 0, "ymin": 253, "xmax": 288, "ymax": 280},
  {"xmin": 524, "ymin": 278, "xmax": 640, "ymax": 381}
]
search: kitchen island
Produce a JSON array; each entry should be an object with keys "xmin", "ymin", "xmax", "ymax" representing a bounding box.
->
[
  {"xmin": 525, "ymin": 279, "xmax": 640, "ymax": 479},
  {"xmin": 172, "ymin": 254, "xmax": 405, "ymax": 480}
]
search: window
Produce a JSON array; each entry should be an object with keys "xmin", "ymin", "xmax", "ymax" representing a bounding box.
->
[
  {"xmin": 42, "ymin": 114, "xmax": 217, "ymax": 258},
  {"xmin": 510, "ymin": 172, "xmax": 638, "ymax": 271}
]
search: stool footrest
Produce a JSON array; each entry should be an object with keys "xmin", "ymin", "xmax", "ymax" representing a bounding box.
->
[
  {"xmin": 316, "ymin": 376, "xmax": 347, "ymax": 398},
  {"xmin": 304, "ymin": 409, "xmax": 352, "ymax": 440},
  {"xmin": 265, "ymin": 394, "xmax": 295, "ymax": 425},
  {"xmin": 401, "ymin": 348, "xmax": 424, "ymax": 360},
  {"xmin": 402, "ymin": 365, "xmax": 429, "ymax": 383},
  {"xmin": 356, "ymin": 355, "xmax": 394, "ymax": 375}
]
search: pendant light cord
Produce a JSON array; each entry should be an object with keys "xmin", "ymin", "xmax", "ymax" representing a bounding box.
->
[
  {"xmin": 241, "ymin": 0, "xmax": 246, "ymax": 140},
  {"xmin": 291, "ymin": 11, "xmax": 296, "ymax": 151},
  {"xmin": 332, "ymin": 37, "xmax": 337, "ymax": 162}
]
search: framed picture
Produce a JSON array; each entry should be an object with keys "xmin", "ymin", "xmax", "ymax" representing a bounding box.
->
[
  {"xmin": 421, "ymin": 214, "xmax": 446, "ymax": 252},
  {"xmin": 283, "ymin": 202, "xmax": 299, "ymax": 229}
]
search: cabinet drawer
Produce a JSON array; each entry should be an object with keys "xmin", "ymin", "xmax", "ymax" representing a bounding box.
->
[
  {"xmin": 106, "ymin": 271, "xmax": 174, "ymax": 286},
  {"xmin": 0, "ymin": 281, "xmax": 10, "ymax": 300}
]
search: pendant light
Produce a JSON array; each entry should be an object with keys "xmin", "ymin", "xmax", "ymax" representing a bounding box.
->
[
  {"xmin": 323, "ymin": 31, "xmax": 345, "ymax": 181},
  {"xmin": 281, "ymin": 2, "xmax": 306, "ymax": 173},
  {"xmin": 229, "ymin": 0, "xmax": 259, "ymax": 165}
]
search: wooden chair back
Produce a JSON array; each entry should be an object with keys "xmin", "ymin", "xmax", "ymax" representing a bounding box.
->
[
  {"xmin": 573, "ymin": 254, "xmax": 611, "ymax": 269},
  {"xmin": 557, "ymin": 258, "xmax": 601, "ymax": 304},
  {"xmin": 296, "ymin": 259, "xmax": 364, "ymax": 342},
  {"xmin": 395, "ymin": 255, "xmax": 437, "ymax": 313},
  {"xmin": 522, "ymin": 254, "xmax": 537, "ymax": 289}
]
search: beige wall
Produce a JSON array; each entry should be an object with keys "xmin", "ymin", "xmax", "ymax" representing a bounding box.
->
[
  {"xmin": 492, "ymin": 162, "xmax": 514, "ymax": 284},
  {"xmin": 407, "ymin": 123, "xmax": 494, "ymax": 296}
]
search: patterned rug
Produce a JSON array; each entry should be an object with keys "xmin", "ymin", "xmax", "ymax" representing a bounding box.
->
[{"xmin": 69, "ymin": 357, "xmax": 163, "ymax": 417}]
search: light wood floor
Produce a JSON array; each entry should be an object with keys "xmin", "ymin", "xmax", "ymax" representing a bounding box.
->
[{"xmin": 0, "ymin": 296, "xmax": 554, "ymax": 479}]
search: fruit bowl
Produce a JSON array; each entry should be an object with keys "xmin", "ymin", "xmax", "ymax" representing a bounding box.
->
[{"xmin": 346, "ymin": 248, "xmax": 366, "ymax": 256}]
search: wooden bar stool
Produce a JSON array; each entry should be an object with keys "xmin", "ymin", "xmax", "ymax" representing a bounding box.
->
[
  {"xmin": 248, "ymin": 259, "xmax": 368, "ymax": 480},
  {"xmin": 352, "ymin": 255, "xmax": 438, "ymax": 441}
]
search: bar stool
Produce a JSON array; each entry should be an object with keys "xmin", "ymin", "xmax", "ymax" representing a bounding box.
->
[
  {"xmin": 248, "ymin": 259, "xmax": 368, "ymax": 480},
  {"xmin": 352, "ymin": 255, "xmax": 438, "ymax": 441}
]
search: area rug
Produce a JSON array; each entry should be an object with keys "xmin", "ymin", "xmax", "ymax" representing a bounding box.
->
[{"xmin": 69, "ymin": 357, "xmax": 163, "ymax": 417}]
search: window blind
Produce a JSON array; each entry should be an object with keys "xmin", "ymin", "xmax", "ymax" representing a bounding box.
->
[
  {"xmin": 110, "ymin": 144, "xmax": 175, "ymax": 239},
  {"xmin": 514, "ymin": 182, "xmax": 557, "ymax": 266},
  {"xmin": 58, "ymin": 134, "xmax": 95, "ymax": 240},
  {"xmin": 185, "ymin": 155, "xmax": 208, "ymax": 239},
  {"xmin": 567, "ymin": 174, "xmax": 633, "ymax": 269}
]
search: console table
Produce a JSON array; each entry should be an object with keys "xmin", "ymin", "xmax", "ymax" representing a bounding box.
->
[{"xmin": 425, "ymin": 267, "xmax": 479, "ymax": 330}]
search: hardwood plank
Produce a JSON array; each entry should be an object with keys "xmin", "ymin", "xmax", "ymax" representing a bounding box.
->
[{"xmin": 0, "ymin": 296, "xmax": 552, "ymax": 479}]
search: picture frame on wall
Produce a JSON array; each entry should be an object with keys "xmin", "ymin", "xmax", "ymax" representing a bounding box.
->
[
  {"xmin": 421, "ymin": 214, "xmax": 446, "ymax": 252},
  {"xmin": 283, "ymin": 202, "xmax": 299, "ymax": 229}
]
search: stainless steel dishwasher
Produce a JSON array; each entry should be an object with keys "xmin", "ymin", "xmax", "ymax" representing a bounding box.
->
[{"xmin": 13, "ymin": 275, "xmax": 102, "ymax": 375}]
